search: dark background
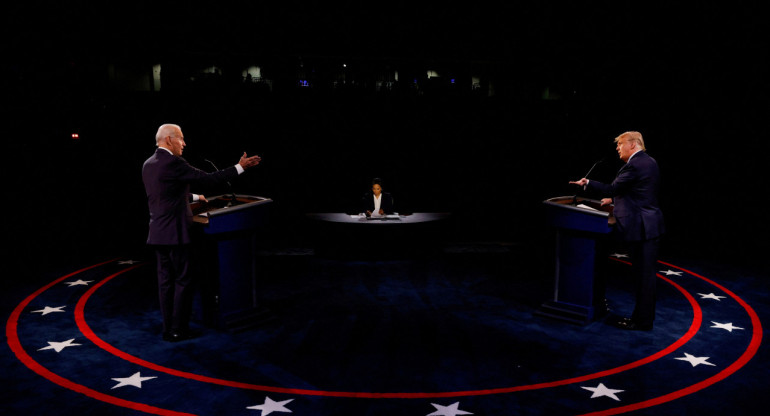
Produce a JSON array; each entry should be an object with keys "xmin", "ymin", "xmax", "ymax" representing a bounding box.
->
[{"xmin": 3, "ymin": 1, "xmax": 768, "ymax": 274}]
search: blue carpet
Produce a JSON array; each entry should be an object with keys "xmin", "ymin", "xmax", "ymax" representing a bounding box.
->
[{"xmin": 3, "ymin": 244, "xmax": 768, "ymax": 415}]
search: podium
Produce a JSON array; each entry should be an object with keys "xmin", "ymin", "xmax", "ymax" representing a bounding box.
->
[
  {"xmin": 190, "ymin": 194, "xmax": 273, "ymax": 330},
  {"xmin": 539, "ymin": 196, "xmax": 613, "ymax": 324}
]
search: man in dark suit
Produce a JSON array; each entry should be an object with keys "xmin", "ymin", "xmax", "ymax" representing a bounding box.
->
[
  {"xmin": 571, "ymin": 131, "xmax": 665, "ymax": 330},
  {"xmin": 142, "ymin": 123, "xmax": 261, "ymax": 341}
]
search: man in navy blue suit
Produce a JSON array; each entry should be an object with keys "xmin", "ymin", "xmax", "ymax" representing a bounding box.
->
[
  {"xmin": 571, "ymin": 131, "xmax": 664, "ymax": 330},
  {"xmin": 142, "ymin": 124, "xmax": 261, "ymax": 341}
]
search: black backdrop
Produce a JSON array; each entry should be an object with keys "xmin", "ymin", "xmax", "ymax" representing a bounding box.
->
[{"xmin": 4, "ymin": 1, "xmax": 768, "ymax": 273}]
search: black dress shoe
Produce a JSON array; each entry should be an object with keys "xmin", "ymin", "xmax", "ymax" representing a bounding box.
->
[
  {"xmin": 595, "ymin": 299, "xmax": 611, "ymax": 317},
  {"xmin": 615, "ymin": 317, "xmax": 653, "ymax": 331}
]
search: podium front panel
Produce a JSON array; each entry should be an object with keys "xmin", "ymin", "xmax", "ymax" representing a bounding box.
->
[
  {"xmin": 190, "ymin": 194, "xmax": 272, "ymax": 330},
  {"xmin": 540, "ymin": 196, "xmax": 613, "ymax": 324}
]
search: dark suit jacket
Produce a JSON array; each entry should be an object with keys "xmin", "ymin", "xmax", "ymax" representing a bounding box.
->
[
  {"xmin": 361, "ymin": 192, "xmax": 394, "ymax": 214},
  {"xmin": 587, "ymin": 151, "xmax": 665, "ymax": 242},
  {"xmin": 142, "ymin": 148, "xmax": 239, "ymax": 245}
]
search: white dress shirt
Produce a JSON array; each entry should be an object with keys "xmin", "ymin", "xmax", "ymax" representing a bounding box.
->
[{"xmin": 372, "ymin": 194, "xmax": 382, "ymax": 215}]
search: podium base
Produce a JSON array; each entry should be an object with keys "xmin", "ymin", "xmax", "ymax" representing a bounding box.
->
[
  {"xmin": 219, "ymin": 306, "xmax": 276, "ymax": 332},
  {"xmin": 536, "ymin": 301, "xmax": 597, "ymax": 325}
]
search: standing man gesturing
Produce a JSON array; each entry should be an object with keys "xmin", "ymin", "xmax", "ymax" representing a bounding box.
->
[
  {"xmin": 571, "ymin": 131, "xmax": 664, "ymax": 330},
  {"xmin": 142, "ymin": 123, "xmax": 261, "ymax": 341}
]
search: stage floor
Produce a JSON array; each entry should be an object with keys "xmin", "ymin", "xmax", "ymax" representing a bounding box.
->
[{"xmin": 3, "ymin": 243, "xmax": 768, "ymax": 415}]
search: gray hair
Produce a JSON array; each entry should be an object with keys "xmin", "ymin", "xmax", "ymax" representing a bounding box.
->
[{"xmin": 155, "ymin": 124, "xmax": 181, "ymax": 146}]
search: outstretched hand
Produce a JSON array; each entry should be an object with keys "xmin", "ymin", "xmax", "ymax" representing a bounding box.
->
[
  {"xmin": 238, "ymin": 152, "xmax": 262, "ymax": 169},
  {"xmin": 570, "ymin": 178, "xmax": 588, "ymax": 186}
]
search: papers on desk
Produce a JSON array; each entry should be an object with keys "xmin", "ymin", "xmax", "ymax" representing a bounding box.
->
[
  {"xmin": 576, "ymin": 204, "xmax": 599, "ymax": 211},
  {"xmin": 371, "ymin": 214, "xmax": 400, "ymax": 220},
  {"xmin": 350, "ymin": 213, "xmax": 401, "ymax": 220}
]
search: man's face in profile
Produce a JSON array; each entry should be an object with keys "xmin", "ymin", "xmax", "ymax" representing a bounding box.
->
[
  {"xmin": 167, "ymin": 129, "xmax": 186, "ymax": 157},
  {"xmin": 616, "ymin": 137, "xmax": 636, "ymax": 162}
]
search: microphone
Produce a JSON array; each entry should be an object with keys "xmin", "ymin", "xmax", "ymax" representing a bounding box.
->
[
  {"xmin": 203, "ymin": 158, "xmax": 236, "ymax": 207},
  {"xmin": 583, "ymin": 157, "xmax": 605, "ymax": 179},
  {"xmin": 572, "ymin": 158, "xmax": 605, "ymax": 205},
  {"xmin": 203, "ymin": 158, "xmax": 219, "ymax": 171}
]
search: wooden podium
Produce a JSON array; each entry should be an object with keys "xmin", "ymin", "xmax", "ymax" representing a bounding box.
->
[
  {"xmin": 540, "ymin": 196, "xmax": 613, "ymax": 324},
  {"xmin": 190, "ymin": 194, "xmax": 273, "ymax": 330}
]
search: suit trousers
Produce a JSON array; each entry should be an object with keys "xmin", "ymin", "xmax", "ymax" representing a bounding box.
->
[
  {"xmin": 155, "ymin": 245, "xmax": 193, "ymax": 333},
  {"xmin": 629, "ymin": 236, "xmax": 661, "ymax": 326}
]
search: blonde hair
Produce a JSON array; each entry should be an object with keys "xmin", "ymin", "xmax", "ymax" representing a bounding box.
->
[{"xmin": 615, "ymin": 131, "xmax": 645, "ymax": 151}]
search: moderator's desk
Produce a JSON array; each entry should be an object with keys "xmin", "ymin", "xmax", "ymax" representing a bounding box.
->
[
  {"xmin": 306, "ymin": 212, "xmax": 450, "ymax": 224},
  {"xmin": 305, "ymin": 213, "xmax": 451, "ymax": 257}
]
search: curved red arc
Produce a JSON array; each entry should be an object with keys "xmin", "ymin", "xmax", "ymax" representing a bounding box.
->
[
  {"xmin": 75, "ymin": 264, "xmax": 701, "ymax": 398},
  {"xmin": 578, "ymin": 261, "xmax": 764, "ymax": 415},
  {"xmin": 8, "ymin": 258, "xmax": 761, "ymax": 415},
  {"xmin": 6, "ymin": 260, "xmax": 196, "ymax": 416}
]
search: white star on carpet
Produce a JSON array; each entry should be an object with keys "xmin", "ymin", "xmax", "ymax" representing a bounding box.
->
[
  {"xmin": 247, "ymin": 397, "xmax": 294, "ymax": 415},
  {"xmin": 698, "ymin": 293, "xmax": 726, "ymax": 301},
  {"xmin": 111, "ymin": 372, "xmax": 157, "ymax": 389},
  {"xmin": 659, "ymin": 269, "xmax": 683, "ymax": 276},
  {"xmin": 581, "ymin": 383, "xmax": 624, "ymax": 401},
  {"xmin": 64, "ymin": 279, "xmax": 94, "ymax": 287},
  {"xmin": 711, "ymin": 321, "xmax": 744, "ymax": 332},
  {"xmin": 38, "ymin": 338, "xmax": 82, "ymax": 353},
  {"xmin": 675, "ymin": 353, "xmax": 716, "ymax": 367},
  {"xmin": 610, "ymin": 253, "xmax": 629, "ymax": 259},
  {"xmin": 427, "ymin": 402, "xmax": 473, "ymax": 416},
  {"xmin": 31, "ymin": 306, "xmax": 66, "ymax": 315}
]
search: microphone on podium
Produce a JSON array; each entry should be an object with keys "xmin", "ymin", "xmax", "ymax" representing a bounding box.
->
[
  {"xmin": 204, "ymin": 158, "xmax": 237, "ymax": 207},
  {"xmin": 583, "ymin": 157, "xmax": 606, "ymax": 179},
  {"xmin": 572, "ymin": 158, "xmax": 605, "ymax": 205}
]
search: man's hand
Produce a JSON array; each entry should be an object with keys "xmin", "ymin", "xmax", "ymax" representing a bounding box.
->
[
  {"xmin": 238, "ymin": 152, "xmax": 261, "ymax": 169},
  {"xmin": 600, "ymin": 198, "xmax": 613, "ymax": 206},
  {"xmin": 569, "ymin": 178, "xmax": 588, "ymax": 186}
]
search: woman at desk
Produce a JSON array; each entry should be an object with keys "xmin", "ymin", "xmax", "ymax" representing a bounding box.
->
[{"xmin": 361, "ymin": 178, "xmax": 394, "ymax": 217}]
